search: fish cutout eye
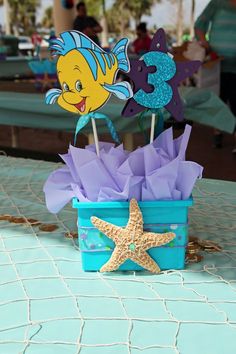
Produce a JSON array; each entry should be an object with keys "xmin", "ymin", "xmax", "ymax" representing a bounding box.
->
[
  {"xmin": 62, "ymin": 82, "xmax": 69, "ymax": 92},
  {"xmin": 75, "ymin": 80, "xmax": 82, "ymax": 92}
]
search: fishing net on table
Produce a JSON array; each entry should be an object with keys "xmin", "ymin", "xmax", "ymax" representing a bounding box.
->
[{"xmin": 0, "ymin": 156, "xmax": 236, "ymax": 354}]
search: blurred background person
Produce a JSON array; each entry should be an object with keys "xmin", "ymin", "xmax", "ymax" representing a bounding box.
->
[
  {"xmin": 73, "ymin": 1, "xmax": 102, "ymax": 46},
  {"xmin": 132, "ymin": 22, "xmax": 152, "ymax": 56},
  {"xmin": 195, "ymin": 0, "xmax": 236, "ymax": 152},
  {"xmin": 31, "ymin": 31, "xmax": 42, "ymax": 56}
]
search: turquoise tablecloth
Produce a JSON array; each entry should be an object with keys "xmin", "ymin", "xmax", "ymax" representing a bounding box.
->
[
  {"xmin": 0, "ymin": 87, "xmax": 235, "ymax": 134},
  {"xmin": 0, "ymin": 156, "xmax": 236, "ymax": 354}
]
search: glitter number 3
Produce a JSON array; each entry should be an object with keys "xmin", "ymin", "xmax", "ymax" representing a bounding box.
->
[{"xmin": 134, "ymin": 51, "xmax": 176, "ymax": 109}]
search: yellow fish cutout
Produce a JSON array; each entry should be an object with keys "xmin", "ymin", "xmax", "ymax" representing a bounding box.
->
[{"xmin": 46, "ymin": 31, "xmax": 133, "ymax": 114}]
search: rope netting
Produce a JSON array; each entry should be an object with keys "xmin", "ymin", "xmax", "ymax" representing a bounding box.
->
[{"xmin": 0, "ymin": 156, "xmax": 235, "ymax": 354}]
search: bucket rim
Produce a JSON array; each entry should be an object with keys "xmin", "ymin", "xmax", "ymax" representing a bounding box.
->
[{"xmin": 72, "ymin": 197, "xmax": 193, "ymax": 209}]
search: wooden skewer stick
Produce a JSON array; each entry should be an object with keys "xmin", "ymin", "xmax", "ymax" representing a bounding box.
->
[
  {"xmin": 91, "ymin": 118, "xmax": 100, "ymax": 157},
  {"xmin": 150, "ymin": 113, "xmax": 156, "ymax": 143}
]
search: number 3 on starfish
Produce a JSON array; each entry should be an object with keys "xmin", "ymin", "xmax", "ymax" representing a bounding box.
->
[
  {"xmin": 134, "ymin": 51, "xmax": 176, "ymax": 109},
  {"xmin": 91, "ymin": 199, "xmax": 176, "ymax": 273}
]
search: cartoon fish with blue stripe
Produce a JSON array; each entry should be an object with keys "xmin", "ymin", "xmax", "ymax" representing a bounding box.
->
[{"xmin": 46, "ymin": 31, "xmax": 133, "ymax": 114}]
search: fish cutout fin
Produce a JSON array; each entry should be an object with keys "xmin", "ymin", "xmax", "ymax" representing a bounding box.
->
[
  {"xmin": 79, "ymin": 48, "xmax": 98, "ymax": 80},
  {"xmin": 112, "ymin": 38, "xmax": 130, "ymax": 72},
  {"xmin": 51, "ymin": 31, "xmax": 103, "ymax": 56},
  {"xmin": 103, "ymin": 82, "xmax": 133, "ymax": 100},
  {"xmin": 45, "ymin": 88, "xmax": 62, "ymax": 104}
]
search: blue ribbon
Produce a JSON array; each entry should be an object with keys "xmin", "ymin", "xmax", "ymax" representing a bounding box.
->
[{"xmin": 74, "ymin": 112, "xmax": 120, "ymax": 145}]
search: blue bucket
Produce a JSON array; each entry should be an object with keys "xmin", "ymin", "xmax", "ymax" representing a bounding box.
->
[{"xmin": 73, "ymin": 198, "xmax": 193, "ymax": 272}]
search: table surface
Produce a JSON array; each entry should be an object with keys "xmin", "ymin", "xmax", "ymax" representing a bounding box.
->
[
  {"xmin": 0, "ymin": 57, "xmax": 34, "ymax": 79},
  {"xmin": 0, "ymin": 156, "xmax": 236, "ymax": 354},
  {"xmin": 0, "ymin": 87, "xmax": 235, "ymax": 134}
]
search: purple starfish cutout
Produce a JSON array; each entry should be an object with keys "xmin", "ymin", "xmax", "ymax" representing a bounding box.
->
[{"xmin": 122, "ymin": 28, "xmax": 201, "ymax": 121}]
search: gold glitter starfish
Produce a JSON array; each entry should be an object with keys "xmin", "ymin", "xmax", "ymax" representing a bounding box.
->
[{"xmin": 91, "ymin": 199, "xmax": 175, "ymax": 273}]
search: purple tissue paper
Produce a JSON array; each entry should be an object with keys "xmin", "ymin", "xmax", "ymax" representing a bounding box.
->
[{"xmin": 44, "ymin": 125, "xmax": 203, "ymax": 213}]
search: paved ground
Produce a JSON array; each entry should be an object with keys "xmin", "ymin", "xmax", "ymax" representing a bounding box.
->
[{"xmin": 0, "ymin": 80, "xmax": 235, "ymax": 181}]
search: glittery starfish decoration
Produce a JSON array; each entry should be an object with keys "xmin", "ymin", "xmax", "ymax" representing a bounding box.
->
[
  {"xmin": 122, "ymin": 28, "xmax": 201, "ymax": 121},
  {"xmin": 91, "ymin": 199, "xmax": 175, "ymax": 273}
]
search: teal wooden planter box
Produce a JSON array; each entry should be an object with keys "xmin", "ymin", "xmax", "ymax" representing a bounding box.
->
[{"xmin": 73, "ymin": 198, "xmax": 193, "ymax": 272}]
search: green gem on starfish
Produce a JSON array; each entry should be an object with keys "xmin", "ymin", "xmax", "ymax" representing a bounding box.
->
[{"xmin": 129, "ymin": 243, "xmax": 136, "ymax": 252}]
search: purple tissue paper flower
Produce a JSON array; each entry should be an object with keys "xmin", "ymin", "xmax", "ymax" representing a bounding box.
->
[{"xmin": 43, "ymin": 125, "xmax": 203, "ymax": 213}]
